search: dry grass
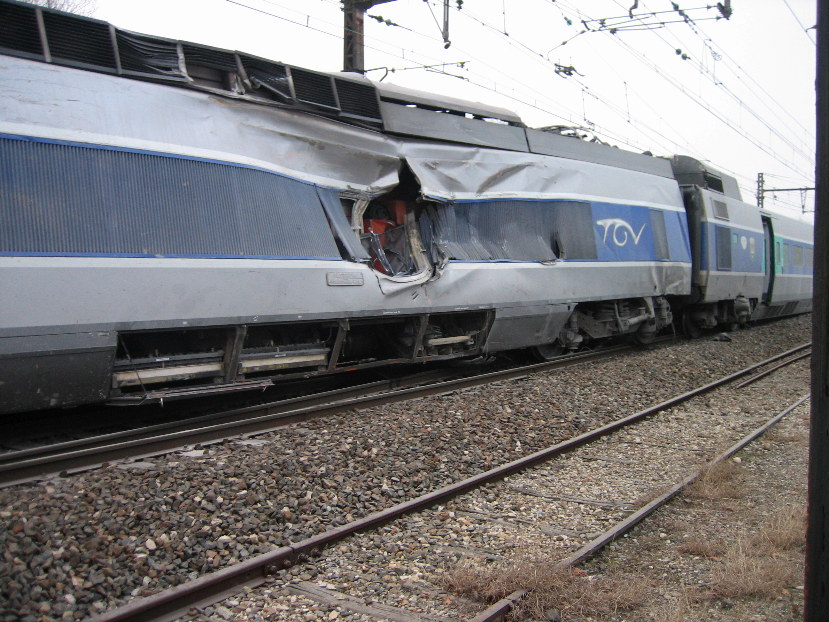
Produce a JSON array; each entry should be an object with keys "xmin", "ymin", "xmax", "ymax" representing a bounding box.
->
[
  {"xmin": 751, "ymin": 505, "xmax": 807, "ymax": 552},
  {"xmin": 441, "ymin": 551, "xmax": 648, "ymax": 620},
  {"xmin": 652, "ymin": 584, "xmax": 702, "ymax": 622},
  {"xmin": 676, "ymin": 536, "xmax": 726, "ymax": 559},
  {"xmin": 764, "ymin": 428, "xmax": 809, "ymax": 445},
  {"xmin": 707, "ymin": 536, "xmax": 799, "ymax": 600},
  {"xmin": 694, "ymin": 509, "xmax": 804, "ymax": 602},
  {"xmin": 686, "ymin": 460, "xmax": 745, "ymax": 500}
]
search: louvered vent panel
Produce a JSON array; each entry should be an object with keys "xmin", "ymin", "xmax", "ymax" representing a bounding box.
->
[
  {"xmin": 182, "ymin": 43, "xmax": 237, "ymax": 70},
  {"xmin": 291, "ymin": 68, "xmax": 338, "ymax": 110},
  {"xmin": 117, "ymin": 31, "xmax": 185, "ymax": 79},
  {"xmin": 334, "ymin": 78, "xmax": 381, "ymax": 121},
  {"xmin": 241, "ymin": 57, "xmax": 292, "ymax": 100},
  {"xmin": 0, "ymin": 3, "xmax": 42, "ymax": 57},
  {"xmin": 43, "ymin": 11, "xmax": 116, "ymax": 70}
]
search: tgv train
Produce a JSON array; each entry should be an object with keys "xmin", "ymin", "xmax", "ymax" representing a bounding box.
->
[{"xmin": 0, "ymin": 0, "xmax": 813, "ymax": 414}]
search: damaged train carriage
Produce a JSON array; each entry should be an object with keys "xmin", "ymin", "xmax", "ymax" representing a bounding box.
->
[{"xmin": 0, "ymin": 0, "xmax": 692, "ymax": 412}]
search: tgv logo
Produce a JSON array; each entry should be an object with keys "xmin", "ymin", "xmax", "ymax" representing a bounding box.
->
[{"xmin": 596, "ymin": 218, "xmax": 646, "ymax": 247}]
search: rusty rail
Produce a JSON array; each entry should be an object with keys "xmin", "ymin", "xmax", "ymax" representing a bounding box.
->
[
  {"xmin": 88, "ymin": 343, "xmax": 810, "ymax": 622},
  {"xmin": 468, "ymin": 395, "xmax": 810, "ymax": 621}
]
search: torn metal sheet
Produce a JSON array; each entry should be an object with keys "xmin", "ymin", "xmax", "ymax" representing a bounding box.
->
[
  {"xmin": 0, "ymin": 55, "xmax": 401, "ymax": 193},
  {"xmin": 400, "ymin": 141, "xmax": 685, "ymax": 208}
]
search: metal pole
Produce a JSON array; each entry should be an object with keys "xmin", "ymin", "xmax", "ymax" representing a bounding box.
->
[
  {"xmin": 343, "ymin": 1, "xmax": 366, "ymax": 73},
  {"xmin": 343, "ymin": 0, "xmax": 397, "ymax": 73},
  {"xmin": 806, "ymin": 0, "xmax": 829, "ymax": 619}
]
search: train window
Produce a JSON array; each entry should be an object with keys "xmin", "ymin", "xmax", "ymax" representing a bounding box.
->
[
  {"xmin": 784, "ymin": 243, "xmax": 791, "ymax": 267},
  {"xmin": 712, "ymin": 199, "xmax": 729, "ymax": 220},
  {"xmin": 806, "ymin": 247, "xmax": 814, "ymax": 269},
  {"xmin": 420, "ymin": 199, "xmax": 596, "ymax": 262},
  {"xmin": 715, "ymin": 226, "xmax": 732, "ymax": 271},
  {"xmin": 793, "ymin": 245, "xmax": 804, "ymax": 267},
  {"xmin": 649, "ymin": 209, "xmax": 670, "ymax": 260},
  {"xmin": 704, "ymin": 173, "xmax": 725, "ymax": 193},
  {"xmin": 776, "ymin": 241, "xmax": 782, "ymax": 265}
]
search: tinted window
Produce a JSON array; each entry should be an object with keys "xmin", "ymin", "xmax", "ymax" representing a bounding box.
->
[
  {"xmin": 716, "ymin": 226, "xmax": 732, "ymax": 270},
  {"xmin": 649, "ymin": 209, "xmax": 670, "ymax": 260}
]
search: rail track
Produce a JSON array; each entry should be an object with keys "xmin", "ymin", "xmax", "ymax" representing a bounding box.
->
[
  {"xmin": 0, "ymin": 342, "xmax": 642, "ymax": 488},
  {"xmin": 84, "ymin": 343, "xmax": 811, "ymax": 622}
]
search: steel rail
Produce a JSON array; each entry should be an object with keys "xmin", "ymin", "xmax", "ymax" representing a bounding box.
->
[
  {"xmin": 88, "ymin": 343, "xmax": 810, "ymax": 622},
  {"xmin": 734, "ymin": 350, "xmax": 812, "ymax": 389},
  {"xmin": 0, "ymin": 343, "xmax": 640, "ymax": 487},
  {"xmin": 0, "ymin": 372, "xmax": 443, "ymax": 461},
  {"xmin": 471, "ymin": 394, "xmax": 810, "ymax": 622}
]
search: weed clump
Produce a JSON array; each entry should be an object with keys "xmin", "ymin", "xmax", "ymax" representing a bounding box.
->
[{"xmin": 442, "ymin": 551, "xmax": 647, "ymax": 620}]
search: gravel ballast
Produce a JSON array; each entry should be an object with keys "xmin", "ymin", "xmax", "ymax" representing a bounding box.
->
[{"xmin": 0, "ymin": 315, "xmax": 812, "ymax": 620}]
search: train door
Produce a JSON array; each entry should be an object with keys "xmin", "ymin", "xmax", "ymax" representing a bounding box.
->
[{"xmin": 761, "ymin": 215, "xmax": 775, "ymax": 303}]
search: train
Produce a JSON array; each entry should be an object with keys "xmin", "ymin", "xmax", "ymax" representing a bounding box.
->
[{"xmin": 0, "ymin": 0, "xmax": 813, "ymax": 414}]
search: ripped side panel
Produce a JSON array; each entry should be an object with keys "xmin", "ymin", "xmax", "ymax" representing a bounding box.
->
[{"xmin": 420, "ymin": 199, "xmax": 597, "ymax": 263}]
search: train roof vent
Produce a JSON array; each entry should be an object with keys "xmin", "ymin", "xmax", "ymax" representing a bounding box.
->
[
  {"xmin": 291, "ymin": 67, "xmax": 339, "ymax": 111},
  {"xmin": 703, "ymin": 172, "xmax": 725, "ymax": 194},
  {"xmin": 0, "ymin": 2, "xmax": 42, "ymax": 58},
  {"xmin": 712, "ymin": 199, "xmax": 729, "ymax": 220},
  {"xmin": 42, "ymin": 10, "xmax": 116, "ymax": 71},
  {"xmin": 116, "ymin": 30, "xmax": 186, "ymax": 80},
  {"xmin": 334, "ymin": 77, "xmax": 381, "ymax": 122},
  {"xmin": 241, "ymin": 56, "xmax": 292, "ymax": 101},
  {"xmin": 181, "ymin": 43, "xmax": 238, "ymax": 71}
]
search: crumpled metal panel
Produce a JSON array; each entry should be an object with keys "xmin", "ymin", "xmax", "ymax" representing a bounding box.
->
[
  {"xmin": 420, "ymin": 200, "xmax": 598, "ymax": 262},
  {"xmin": 116, "ymin": 30, "xmax": 186, "ymax": 80},
  {"xmin": 400, "ymin": 141, "xmax": 685, "ymax": 208},
  {"xmin": 0, "ymin": 55, "xmax": 401, "ymax": 193}
]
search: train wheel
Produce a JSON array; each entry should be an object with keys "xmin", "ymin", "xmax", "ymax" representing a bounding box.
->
[
  {"xmin": 532, "ymin": 342, "xmax": 564, "ymax": 361},
  {"xmin": 634, "ymin": 328, "xmax": 656, "ymax": 345}
]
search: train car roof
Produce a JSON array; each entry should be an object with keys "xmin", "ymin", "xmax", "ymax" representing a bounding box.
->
[
  {"xmin": 0, "ymin": 0, "xmax": 673, "ymax": 178},
  {"xmin": 669, "ymin": 155, "xmax": 743, "ymax": 200}
]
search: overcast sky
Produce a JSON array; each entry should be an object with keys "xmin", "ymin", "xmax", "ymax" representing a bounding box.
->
[{"xmin": 91, "ymin": 0, "xmax": 817, "ymax": 218}]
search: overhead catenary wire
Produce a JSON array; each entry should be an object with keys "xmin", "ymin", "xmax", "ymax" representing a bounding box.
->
[
  {"xmin": 504, "ymin": 0, "xmax": 815, "ymax": 180},
  {"xmin": 626, "ymin": 0, "xmax": 816, "ymax": 161},
  {"xmin": 780, "ymin": 0, "xmax": 817, "ymax": 46},
  {"xmin": 415, "ymin": 1, "xmax": 814, "ymax": 185},
  {"xmin": 223, "ymin": 0, "xmax": 813, "ymax": 213},
  {"xmin": 599, "ymin": 0, "xmax": 814, "ymax": 171}
]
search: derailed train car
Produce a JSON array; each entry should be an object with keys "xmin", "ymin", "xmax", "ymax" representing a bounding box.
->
[{"xmin": 0, "ymin": 0, "xmax": 812, "ymax": 413}]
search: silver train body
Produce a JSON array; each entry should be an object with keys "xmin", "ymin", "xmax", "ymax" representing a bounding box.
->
[{"xmin": 0, "ymin": 0, "xmax": 813, "ymax": 413}]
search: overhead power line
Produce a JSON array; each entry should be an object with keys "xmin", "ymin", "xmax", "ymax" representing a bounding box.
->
[{"xmin": 780, "ymin": 0, "xmax": 817, "ymax": 46}]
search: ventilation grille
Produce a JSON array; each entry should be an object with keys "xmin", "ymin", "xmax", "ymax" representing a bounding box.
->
[
  {"xmin": 0, "ymin": 2, "xmax": 42, "ymax": 57},
  {"xmin": 291, "ymin": 68, "xmax": 338, "ymax": 110},
  {"xmin": 712, "ymin": 199, "xmax": 729, "ymax": 220},
  {"xmin": 43, "ymin": 11, "xmax": 116, "ymax": 70},
  {"xmin": 182, "ymin": 43, "xmax": 238, "ymax": 71},
  {"xmin": 242, "ymin": 57, "xmax": 292, "ymax": 100},
  {"xmin": 703, "ymin": 172, "xmax": 724, "ymax": 193},
  {"xmin": 335, "ymin": 78, "xmax": 381, "ymax": 121},
  {"xmin": 0, "ymin": 0, "xmax": 384, "ymax": 129},
  {"xmin": 117, "ymin": 31, "xmax": 184, "ymax": 79}
]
